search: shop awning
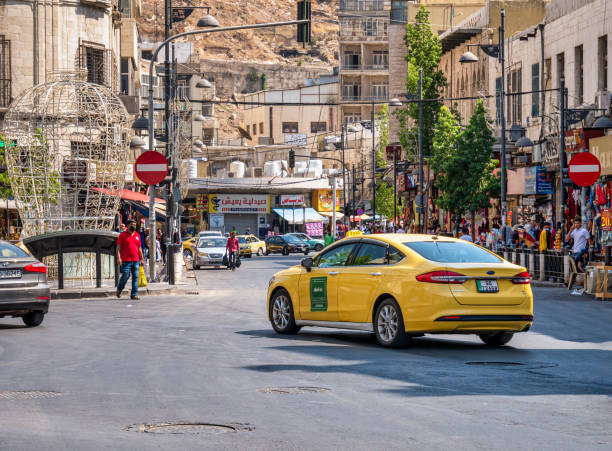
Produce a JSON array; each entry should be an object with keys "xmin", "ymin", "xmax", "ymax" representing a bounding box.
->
[
  {"xmin": 0, "ymin": 198, "xmax": 17, "ymax": 210},
  {"xmin": 125, "ymin": 200, "xmax": 166, "ymax": 221},
  {"xmin": 91, "ymin": 187, "xmax": 166, "ymax": 204},
  {"xmin": 318, "ymin": 211, "xmax": 344, "ymax": 220},
  {"xmin": 273, "ymin": 208, "xmax": 325, "ymax": 224}
]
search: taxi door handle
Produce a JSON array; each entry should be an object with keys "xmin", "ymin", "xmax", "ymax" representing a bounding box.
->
[
  {"xmin": 370, "ymin": 272, "xmax": 382, "ymax": 276},
  {"xmin": 328, "ymin": 271, "xmax": 339, "ymax": 275}
]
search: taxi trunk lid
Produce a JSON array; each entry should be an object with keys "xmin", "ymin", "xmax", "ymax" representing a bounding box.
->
[{"xmin": 447, "ymin": 264, "xmax": 528, "ymax": 306}]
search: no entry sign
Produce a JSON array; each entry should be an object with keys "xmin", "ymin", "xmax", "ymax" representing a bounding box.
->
[
  {"xmin": 135, "ymin": 151, "xmax": 168, "ymax": 185},
  {"xmin": 568, "ymin": 152, "xmax": 601, "ymax": 187}
]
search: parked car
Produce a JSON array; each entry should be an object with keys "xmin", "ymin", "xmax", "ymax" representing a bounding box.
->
[
  {"xmin": 182, "ymin": 237, "xmax": 197, "ymax": 260},
  {"xmin": 0, "ymin": 240, "xmax": 50, "ymax": 327},
  {"xmin": 193, "ymin": 237, "xmax": 228, "ymax": 269},
  {"xmin": 198, "ymin": 231, "xmax": 223, "ymax": 238},
  {"xmin": 246, "ymin": 235, "xmax": 266, "ymax": 256},
  {"xmin": 265, "ymin": 235, "xmax": 310, "ymax": 255},
  {"xmin": 286, "ymin": 233, "xmax": 324, "ymax": 251},
  {"xmin": 237, "ymin": 236, "xmax": 253, "ymax": 258}
]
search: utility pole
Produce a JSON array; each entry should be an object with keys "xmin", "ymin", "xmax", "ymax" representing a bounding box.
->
[
  {"xmin": 499, "ymin": 9, "xmax": 507, "ymax": 227},
  {"xmin": 332, "ymin": 176, "xmax": 337, "ymax": 239},
  {"xmin": 341, "ymin": 124, "xmax": 346, "ymax": 224},
  {"xmin": 371, "ymin": 101, "xmax": 376, "ymax": 222},
  {"xmin": 418, "ymin": 67, "xmax": 424, "ymax": 233},
  {"xmin": 393, "ymin": 145, "xmax": 397, "ymax": 228},
  {"xmin": 559, "ymin": 77, "xmax": 566, "ymax": 226}
]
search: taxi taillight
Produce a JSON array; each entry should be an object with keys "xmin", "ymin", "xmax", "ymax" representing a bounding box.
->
[
  {"xmin": 416, "ymin": 271, "xmax": 467, "ymax": 284},
  {"xmin": 512, "ymin": 271, "xmax": 530, "ymax": 284},
  {"xmin": 24, "ymin": 263, "xmax": 47, "ymax": 274}
]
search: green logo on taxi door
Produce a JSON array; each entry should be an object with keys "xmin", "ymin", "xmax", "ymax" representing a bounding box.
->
[{"xmin": 310, "ymin": 277, "xmax": 327, "ymax": 312}]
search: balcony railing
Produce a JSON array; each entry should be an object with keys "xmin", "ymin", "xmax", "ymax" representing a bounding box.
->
[
  {"xmin": 341, "ymin": 94, "xmax": 389, "ymax": 102},
  {"xmin": 341, "ymin": 63, "xmax": 389, "ymax": 71},
  {"xmin": 340, "ymin": 18, "xmax": 389, "ymax": 41},
  {"xmin": 340, "ymin": 0, "xmax": 385, "ymax": 11}
]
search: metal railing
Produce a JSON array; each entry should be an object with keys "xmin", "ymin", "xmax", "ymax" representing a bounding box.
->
[
  {"xmin": 0, "ymin": 35, "xmax": 11, "ymax": 108},
  {"xmin": 341, "ymin": 63, "xmax": 389, "ymax": 71},
  {"xmin": 340, "ymin": 0, "xmax": 385, "ymax": 11},
  {"xmin": 498, "ymin": 245, "xmax": 567, "ymax": 283}
]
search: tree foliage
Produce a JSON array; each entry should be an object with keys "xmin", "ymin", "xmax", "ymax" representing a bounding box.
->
[
  {"xmin": 432, "ymin": 101, "xmax": 500, "ymax": 220},
  {"xmin": 374, "ymin": 104, "xmax": 401, "ymax": 220},
  {"xmin": 0, "ymin": 133, "xmax": 13, "ymax": 200},
  {"xmin": 394, "ymin": 6, "xmax": 447, "ymax": 162}
]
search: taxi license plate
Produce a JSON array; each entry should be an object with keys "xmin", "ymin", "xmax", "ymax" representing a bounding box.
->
[
  {"xmin": 0, "ymin": 269, "xmax": 22, "ymax": 279},
  {"xmin": 476, "ymin": 279, "xmax": 498, "ymax": 293}
]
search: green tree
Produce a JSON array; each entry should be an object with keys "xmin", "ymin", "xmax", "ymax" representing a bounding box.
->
[
  {"xmin": 394, "ymin": 6, "xmax": 447, "ymax": 162},
  {"xmin": 374, "ymin": 104, "xmax": 401, "ymax": 220},
  {"xmin": 432, "ymin": 101, "xmax": 499, "ymax": 235},
  {"xmin": 0, "ymin": 133, "xmax": 13, "ymax": 201}
]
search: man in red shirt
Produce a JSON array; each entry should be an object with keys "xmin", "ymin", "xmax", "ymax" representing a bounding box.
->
[
  {"xmin": 226, "ymin": 231, "xmax": 239, "ymax": 271},
  {"xmin": 116, "ymin": 219, "xmax": 145, "ymax": 299}
]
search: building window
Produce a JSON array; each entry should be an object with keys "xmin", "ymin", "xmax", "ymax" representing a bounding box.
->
[
  {"xmin": 531, "ymin": 63, "xmax": 540, "ymax": 117},
  {"xmin": 80, "ymin": 44, "xmax": 106, "ymax": 85},
  {"xmin": 371, "ymin": 51, "xmax": 388, "ymax": 69},
  {"xmin": 343, "ymin": 52, "xmax": 361, "ymax": 70},
  {"xmin": 282, "ymin": 122, "xmax": 299, "ymax": 133},
  {"xmin": 343, "ymin": 113, "xmax": 361, "ymax": 124},
  {"xmin": 252, "ymin": 124, "xmax": 257, "ymax": 135},
  {"xmin": 507, "ymin": 68, "xmax": 522, "ymax": 125},
  {"xmin": 599, "ymin": 35, "xmax": 608, "ymax": 91},
  {"xmin": 201, "ymin": 103, "xmax": 213, "ymax": 117},
  {"xmin": 342, "ymin": 82, "xmax": 361, "ymax": 100},
  {"xmin": 370, "ymin": 83, "xmax": 388, "ymax": 100},
  {"xmin": 141, "ymin": 50, "xmax": 152, "ymax": 61},
  {"xmin": 311, "ymin": 122, "xmax": 327, "ymax": 133},
  {"xmin": 246, "ymin": 124, "xmax": 250, "ymax": 134},
  {"xmin": 120, "ymin": 57, "xmax": 131, "ymax": 95},
  {"xmin": 556, "ymin": 52, "xmax": 565, "ymax": 88},
  {"xmin": 495, "ymin": 77, "xmax": 501, "ymax": 125},
  {"xmin": 0, "ymin": 35, "xmax": 11, "ymax": 108},
  {"xmin": 575, "ymin": 45, "xmax": 584, "ymax": 105},
  {"xmin": 259, "ymin": 122, "xmax": 264, "ymax": 134}
]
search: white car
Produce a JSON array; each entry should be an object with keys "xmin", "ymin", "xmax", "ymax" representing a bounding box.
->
[
  {"xmin": 193, "ymin": 237, "xmax": 227, "ymax": 269},
  {"xmin": 198, "ymin": 231, "xmax": 223, "ymax": 238}
]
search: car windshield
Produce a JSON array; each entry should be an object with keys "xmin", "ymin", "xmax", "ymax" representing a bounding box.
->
[
  {"xmin": 404, "ymin": 241, "xmax": 502, "ymax": 264},
  {"xmin": 198, "ymin": 238, "xmax": 226, "ymax": 248},
  {"xmin": 284, "ymin": 235, "xmax": 303, "ymax": 243},
  {"xmin": 238, "ymin": 237, "xmax": 247, "ymax": 244},
  {"xmin": 0, "ymin": 242, "xmax": 30, "ymax": 258}
]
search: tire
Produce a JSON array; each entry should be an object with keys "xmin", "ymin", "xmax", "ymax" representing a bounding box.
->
[
  {"xmin": 265, "ymin": 249, "xmax": 271, "ymax": 256},
  {"xmin": 22, "ymin": 311, "xmax": 44, "ymax": 328},
  {"xmin": 269, "ymin": 289, "xmax": 301, "ymax": 334},
  {"xmin": 183, "ymin": 249, "xmax": 193, "ymax": 260},
  {"xmin": 246, "ymin": 253, "xmax": 252, "ymax": 258},
  {"xmin": 314, "ymin": 244, "xmax": 323, "ymax": 252},
  {"xmin": 282, "ymin": 246, "xmax": 289, "ymax": 256},
  {"xmin": 304, "ymin": 250, "xmax": 309, "ymax": 255},
  {"xmin": 193, "ymin": 264, "xmax": 200, "ymax": 270},
  {"xmin": 479, "ymin": 332, "xmax": 514, "ymax": 346},
  {"xmin": 374, "ymin": 298, "xmax": 409, "ymax": 348},
  {"xmin": 257, "ymin": 248, "xmax": 264, "ymax": 256}
]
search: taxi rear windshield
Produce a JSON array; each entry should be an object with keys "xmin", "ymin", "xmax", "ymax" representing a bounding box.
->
[{"xmin": 404, "ymin": 241, "xmax": 502, "ymax": 264}]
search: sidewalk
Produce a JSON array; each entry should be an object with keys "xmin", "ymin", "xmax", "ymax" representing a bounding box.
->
[{"xmin": 51, "ymin": 278, "xmax": 199, "ymax": 300}]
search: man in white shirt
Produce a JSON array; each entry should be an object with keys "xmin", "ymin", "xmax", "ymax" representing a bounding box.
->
[
  {"xmin": 459, "ymin": 227, "xmax": 473, "ymax": 242},
  {"xmin": 566, "ymin": 216, "xmax": 590, "ymax": 272}
]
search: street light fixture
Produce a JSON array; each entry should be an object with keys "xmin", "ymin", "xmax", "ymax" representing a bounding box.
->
[
  {"xmin": 197, "ymin": 15, "xmax": 220, "ymax": 28},
  {"xmin": 515, "ymin": 136, "xmax": 535, "ymax": 148},
  {"xmin": 592, "ymin": 115, "xmax": 612, "ymax": 129},
  {"xmin": 193, "ymin": 113, "xmax": 206, "ymax": 122},
  {"xmin": 131, "ymin": 115, "xmax": 149, "ymax": 131},
  {"xmin": 196, "ymin": 78, "xmax": 212, "ymax": 89},
  {"xmin": 193, "ymin": 139, "xmax": 204, "ymax": 147},
  {"xmin": 459, "ymin": 51, "xmax": 479, "ymax": 63},
  {"xmin": 129, "ymin": 136, "xmax": 146, "ymax": 148},
  {"xmin": 389, "ymin": 98, "xmax": 403, "ymax": 107}
]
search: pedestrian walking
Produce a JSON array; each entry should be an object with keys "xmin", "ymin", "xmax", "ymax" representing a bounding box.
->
[
  {"xmin": 459, "ymin": 227, "xmax": 473, "ymax": 242},
  {"xmin": 116, "ymin": 219, "xmax": 145, "ymax": 300},
  {"xmin": 226, "ymin": 231, "xmax": 239, "ymax": 271}
]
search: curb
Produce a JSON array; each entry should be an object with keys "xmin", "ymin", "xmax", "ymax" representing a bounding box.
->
[
  {"xmin": 531, "ymin": 281, "xmax": 566, "ymax": 288},
  {"xmin": 51, "ymin": 285, "xmax": 200, "ymax": 300}
]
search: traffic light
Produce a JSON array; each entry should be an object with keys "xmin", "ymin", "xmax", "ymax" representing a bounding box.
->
[
  {"xmin": 297, "ymin": 1, "xmax": 311, "ymax": 45},
  {"xmin": 289, "ymin": 149, "xmax": 295, "ymax": 169}
]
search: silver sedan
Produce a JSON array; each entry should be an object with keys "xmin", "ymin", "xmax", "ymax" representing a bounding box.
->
[{"xmin": 0, "ymin": 240, "xmax": 50, "ymax": 327}]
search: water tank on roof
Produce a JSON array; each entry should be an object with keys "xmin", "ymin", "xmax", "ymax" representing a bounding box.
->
[
  {"xmin": 309, "ymin": 159, "xmax": 323, "ymax": 178},
  {"xmin": 188, "ymin": 159, "xmax": 198, "ymax": 179},
  {"xmin": 230, "ymin": 161, "xmax": 245, "ymax": 178},
  {"xmin": 264, "ymin": 160, "xmax": 282, "ymax": 177}
]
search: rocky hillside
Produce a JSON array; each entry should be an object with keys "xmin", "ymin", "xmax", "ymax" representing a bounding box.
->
[{"xmin": 138, "ymin": 0, "xmax": 339, "ymax": 66}]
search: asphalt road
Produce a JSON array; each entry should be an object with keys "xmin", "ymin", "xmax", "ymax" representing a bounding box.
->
[{"xmin": 0, "ymin": 254, "xmax": 611, "ymax": 450}]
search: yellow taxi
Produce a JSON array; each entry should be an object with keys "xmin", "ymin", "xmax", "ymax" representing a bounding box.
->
[
  {"xmin": 246, "ymin": 234, "xmax": 267, "ymax": 256},
  {"xmin": 237, "ymin": 235, "xmax": 253, "ymax": 258},
  {"xmin": 182, "ymin": 237, "xmax": 197, "ymax": 260},
  {"xmin": 267, "ymin": 234, "xmax": 533, "ymax": 347}
]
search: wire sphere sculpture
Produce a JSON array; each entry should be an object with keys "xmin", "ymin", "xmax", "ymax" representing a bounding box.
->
[{"xmin": 2, "ymin": 70, "xmax": 131, "ymax": 238}]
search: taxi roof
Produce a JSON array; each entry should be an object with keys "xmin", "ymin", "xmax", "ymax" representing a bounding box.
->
[{"xmin": 342, "ymin": 233, "xmax": 460, "ymax": 245}]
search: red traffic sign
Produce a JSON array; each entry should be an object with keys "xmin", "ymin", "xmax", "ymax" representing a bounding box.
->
[
  {"xmin": 135, "ymin": 151, "xmax": 168, "ymax": 185},
  {"xmin": 568, "ymin": 152, "xmax": 601, "ymax": 187},
  {"xmin": 385, "ymin": 145, "xmax": 402, "ymax": 162},
  {"xmin": 356, "ymin": 208, "xmax": 364, "ymax": 216}
]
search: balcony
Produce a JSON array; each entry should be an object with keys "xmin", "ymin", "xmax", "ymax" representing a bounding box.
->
[
  {"xmin": 341, "ymin": 62, "xmax": 389, "ymax": 72},
  {"xmin": 340, "ymin": 0, "xmax": 385, "ymax": 12},
  {"xmin": 340, "ymin": 18, "xmax": 389, "ymax": 41}
]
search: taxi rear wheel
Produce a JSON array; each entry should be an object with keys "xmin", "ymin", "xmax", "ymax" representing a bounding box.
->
[
  {"xmin": 478, "ymin": 332, "xmax": 514, "ymax": 346},
  {"xmin": 374, "ymin": 298, "xmax": 409, "ymax": 348},
  {"xmin": 270, "ymin": 289, "xmax": 300, "ymax": 334},
  {"xmin": 257, "ymin": 248, "xmax": 264, "ymax": 256}
]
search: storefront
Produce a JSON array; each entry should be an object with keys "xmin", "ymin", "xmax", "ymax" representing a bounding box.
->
[
  {"xmin": 0, "ymin": 198, "xmax": 21, "ymax": 241},
  {"xmin": 195, "ymin": 194, "xmax": 270, "ymax": 236}
]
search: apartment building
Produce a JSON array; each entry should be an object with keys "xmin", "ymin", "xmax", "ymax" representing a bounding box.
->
[{"xmin": 338, "ymin": 0, "xmax": 390, "ymax": 126}]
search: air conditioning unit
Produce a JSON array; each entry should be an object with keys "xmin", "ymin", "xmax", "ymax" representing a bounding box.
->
[
  {"xmin": 253, "ymin": 167, "xmax": 264, "ymax": 177},
  {"xmin": 597, "ymin": 90, "xmax": 611, "ymax": 112},
  {"xmin": 228, "ymin": 172, "xmax": 235, "ymax": 178}
]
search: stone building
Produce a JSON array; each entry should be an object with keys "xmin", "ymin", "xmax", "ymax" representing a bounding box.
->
[{"xmin": 0, "ymin": 0, "xmax": 142, "ymax": 118}]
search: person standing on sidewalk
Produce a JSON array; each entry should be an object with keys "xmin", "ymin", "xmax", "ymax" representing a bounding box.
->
[
  {"xmin": 226, "ymin": 231, "xmax": 239, "ymax": 271},
  {"xmin": 116, "ymin": 219, "xmax": 145, "ymax": 300}
]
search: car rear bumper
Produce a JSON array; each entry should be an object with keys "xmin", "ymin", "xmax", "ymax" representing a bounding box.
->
[
  {"xmin": 0, "ymin": 287, "xmax": 50, "ymax": 315},
  {"xmin": 195, "ymin": 256, "xmax": 224, "ymax": 266}
]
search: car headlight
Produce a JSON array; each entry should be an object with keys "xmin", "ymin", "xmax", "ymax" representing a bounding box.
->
[{"xmin": 198, "ymin": 251, "xmax": 209, "ymax": 257}]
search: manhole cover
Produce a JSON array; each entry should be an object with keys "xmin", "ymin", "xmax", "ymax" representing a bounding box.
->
[
  {"xmin": 258, "ymin": 386, "xmax": 331, "ymax": 395},
  {"xmin": 466, "ymin": 362, "xmax": 525, "ymax": 366},
  {"xmin": 125, "ymin": 422, "xmax": 254, "ymax": 435},
  {"xmin": 0, "ymin": 391, "xmax": 62, "ymax": 400}
]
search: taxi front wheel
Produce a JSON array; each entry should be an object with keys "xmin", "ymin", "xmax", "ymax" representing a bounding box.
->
[
  {"xmin": 270, "ymin": 289, "xmax": 301, "ymax": 334},
  {"xmin": 374, "ymin": 298, "xmax": 409, "ymax": 348},
  {"xmin": 478, "ymin": 332, "xmax": 514, "ymax": 346}
]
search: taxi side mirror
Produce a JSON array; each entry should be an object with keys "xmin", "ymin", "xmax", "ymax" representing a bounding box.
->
[{"xmin": 301, "ymin": 257, "xmax": 313, "ymax": 271}]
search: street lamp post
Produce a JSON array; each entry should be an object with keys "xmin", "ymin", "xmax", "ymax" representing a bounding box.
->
[
  {"xmin": 371, "ymin": 101, "xmax": 376, "ymax": 222},
  {"xmin": 418, "ymin": 67, "xmax": 424, "ymax": 233},
  {"xmin": 146, "ymin": 18, "xmax": 310, "ymax": 281}
]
